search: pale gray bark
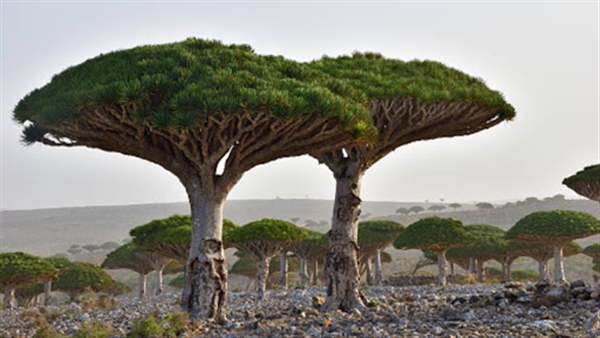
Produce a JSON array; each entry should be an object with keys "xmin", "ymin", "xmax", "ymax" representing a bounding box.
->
[
  {"xmin": 138, "ymin": 273, "xmax": 147, "ymax": 300},
  {"xmin": 437, "ymin": 251, "xmax": 448, "ymax": 286},
  {"xmin": 300, "ymin": 258, "xmax": 308, "ymax": 288},
  {"xmin": 3, "ymin": 288, "xmax": 16, "ymax": 309},
  {"xmin": 537, "ymin": 259, "xmax": 549, "ymax": 282},
  {"xmin": 501, "ymin": 257, "xmax": 514, "ymax": 283},
  {"xmin": 280, "ymin": 252, "xmax": 288, "ymax": 289},
  {"xmin": 553, "ymin": 244, "xmax": 566, "ymax": 283},
  {"xmin": 183, "ymin": 187, "xmax": 228, "ymax": 323},
  {"xmin": 374, "ymin": 250, "xmax": 383, "ymax": 286},
  {"xmin": 476, "ymin": 260, "xmax": 485, "ymax": 283},
  {"xmin": 322, "ymin": 169, "xmax": 366, "ymax": 311},
  {"xmin": 311, "ymin": 259, "xmax": 319, "ymax": 286},
  {"xmin": 155, "ymin": 267, "xmax": 164, "ymax": 296},
  {"xmin": 44, "ymin": 281, "xmax": 52, "ymax": 306},
  {"xmin": 365, "ymin": 259, "xmax": 373, "ymax": 286},
  {"xmin": 257, "ymin": 256, "xmax": 270, "ymax": 300},
  {"xmin": 469, "ymin": 258, "xmax": 476, "ymax": 274}
]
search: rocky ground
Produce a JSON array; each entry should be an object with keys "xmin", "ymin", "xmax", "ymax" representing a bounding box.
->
[{"xmin": 1, "ymin": 281, "xmax": 600, "ymax": 337}]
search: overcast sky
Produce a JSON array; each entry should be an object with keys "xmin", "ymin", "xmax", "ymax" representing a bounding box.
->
[{"xmin": 1, "ymin": 1, "xmax": 598, "ymax": 211}]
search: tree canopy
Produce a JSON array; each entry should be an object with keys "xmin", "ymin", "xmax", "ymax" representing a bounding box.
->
[
  {"xmin": 393, "ymin": 217, "xmax": 474, "ymax": 252},
  {"xmin": 101, "ymin": 242, "xmax": 155, "ymax": 275},
  {"xmin": 225, "ymin": 218, "xmax": 306, "ymax": 244},
  {"xmin": 53, "ymin": 261, "xmax": 121, "ymax": 300},
  {"xmin": 563, "ymin": 164, "xmax": 600, "ymax": 201},
  {"xmin": 583, "ymin": 243, "xmax": 600, "ymax": 261},
  {"xmin": 0, "ymin": 252, "xmax": 59, "ymax": 290},
  {"xmin": 506, "ymin": 210, "xmax": 600, "ymax": 243}
]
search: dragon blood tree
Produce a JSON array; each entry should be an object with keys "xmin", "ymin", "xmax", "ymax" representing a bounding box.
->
[
  {"xmin": 225, "ymin": 219, "xmax": 305, "ymax": 299},
  {"xmin": 563, "ymin": 164, "xmax": 600, "ymax": 201},
  {"xmin": 14, "ymin": 38, "xmax": 376, "ymax": 321},
  {"xmin": 516, "ymin": 241, "xmax": 582, "ymax": 282},
  {"xmin": 0, "ymin": 252, "xmax": 59, "ymax": 309},
  {"xmin": 506, "ymin": 210, "xmax": 600, "ymax": 284},
  {"xmin": 308, "ymin": 53, "xmax": 515, "ymax": 310},
  {"xmin": 102, "ymin": 243, "xmax": 176, "ymax": 298},
  {"xmin": 287, "ymin": 229, "xmax": 328, "ymax": 288},
  {"xmin": 446, "ymin": 224, "xmax": 508, "ymax": 282},
  {"xmin": 53, "ymin": 261, "xmax": 121, "ymax": 302},
  {"xmin": 357, "ymin": 220, "xmax": 404, "ymax": 286},
  {"xmin": 583, "ymin": 243, "xmax": 600, "ymax": 277},
  {"xmin": 394, "ymin": 217, "xmax": 474, "ymax": 286}
]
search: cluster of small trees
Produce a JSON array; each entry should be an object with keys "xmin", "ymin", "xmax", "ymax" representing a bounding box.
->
[
  {"xmin": 0, "ymin": 252, "xmax": 128, "ymax": 309},
  {"xmin": 395, "ymin": 210, "xmax": 600, "ymax": 286}
]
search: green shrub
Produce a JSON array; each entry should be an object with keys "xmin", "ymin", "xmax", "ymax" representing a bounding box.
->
[
  {"xmin": 32, "ymin": 324, "xmax": 64, "ymax": 338},
  {"xmin": 72, "ymin": 321, "xmax": 112, "ymax": 338}
]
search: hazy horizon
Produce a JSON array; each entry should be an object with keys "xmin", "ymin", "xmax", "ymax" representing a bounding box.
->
[{"xmin": 1, "ymin": 2, "xmax": 598, "ymax": 210}]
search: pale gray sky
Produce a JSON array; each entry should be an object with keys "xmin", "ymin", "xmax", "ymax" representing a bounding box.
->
[{"xmin": 1, "ymin": 1, "xmax": 598, "ymax": 210}]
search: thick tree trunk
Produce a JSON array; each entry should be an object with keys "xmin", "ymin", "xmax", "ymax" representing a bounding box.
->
[
  {"xmin": 469, "ymin": 258, "xmax": 476, "ymax": 274},
  {"xmin": 183, "ymin": 188, "xmax": 228, "ymax": 323},
  {"xmin": 437, "ymin": 251, "xmax": 448, "ymax": 286},
  {"xmin": 501, "ymin": 257, "xmax": 514, "ymax": 283},
  {"xmin": 537, "ymin": 259, "xmax": 549, "ymax": 282},
  {"xmin": 44, "ymin": 281, "xmax": 52, "ymax": 306},
  {"xmin": 300, "ymin": 257, "xmax": 308, "ymax": 288},
  {"xmin": 373, "ymin": 250, "xmax": 382, "ymax": 286},
  {"xmin": 257, "ymin": 256, "xmax": 270, "ymax": 300},
  {"xmin": 476, "ymin": 260, "xmax": 485, "ymax": 283},
  {"xmin": 553, "ymin": 244, "xmax": 566, "ymax": 284},
  {"xmin": 280, "ymin": 252, "xmax": 288, "ymax": 289},
  {"xmin": 155, "ymin": 267, "xmax": 164, "ymax": 296},
  {"xmin": 365, "ymin": 259, "xmax": 373, "ymax": 286},
  {"xmin": 311, "ymin": 259, "xmax": 319, "ymax": 286},
  {"xmin": 450, "ymin": 262, "xmax": 455, "ymax": 277},
  {"xmin": 3, "ymin": 288, "xmax": 16, "ymax": 309},
  {"xmin": 138, "ymin": 273, "xmax": 147, "ymax": 299},
  {"xmin": 323, "ymin": 169, "xmax": 366, "ymax": 311}
]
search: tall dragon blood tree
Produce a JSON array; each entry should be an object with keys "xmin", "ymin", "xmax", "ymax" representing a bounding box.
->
[
  {"xmin": 308, "ymin": 53, "xmax": 515, "ymax": 310},
  {"xmin": 13, "ymin": 39, "xmax": 376, "ymax": 321},
  {"xmin": 563, "ymin": 164, "xmax": 600, "ymax": 201}
]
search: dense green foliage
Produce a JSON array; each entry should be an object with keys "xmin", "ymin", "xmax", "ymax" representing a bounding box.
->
[
  {"xmin": 130, "ymin": 215, "xmax": 192, "ymax": 245},
  {"xmin": 583, "ymin": 243, "xmax": 600, "ymax": 260},
  {"xmin": 225, "ymin": 218, "xmax": 306, "ymax": 243},
  {"xmin": 563, "ymin": 164, "xmax": 600, "ymax": 184},
  {"xmin": 53, "ymin": 261, "xmax": 120, "ymax": 299},
  {"xmin": 506, "ymin": 210, "xmax": 600, "ymax": 242},
  {"xmin": 311, "ymin": 52, "xmax": 515, "ymax": 118},
  {"xmin": 0, "ymin": 252, "xmax": 59, "ymax": 289},
  {"xmin": 357, "ymin": 220, "xmax": 404, "ymax": 245},
  {"xmin": 446, "ymin": 224, "xmax": 511, "ymax": 260},
  {"xmin": 393, "ymin": 217, "xmax": 474, "ymax": 252},
  {"xmin": 14, "ymin": 38, "xmax": 376, "ymax": 140},
  {"xmin": 101, "ymin": 243, "xmax": 154, "ymax": 275}
]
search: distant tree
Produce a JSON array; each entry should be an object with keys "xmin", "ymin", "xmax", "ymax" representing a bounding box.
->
[
  {"xmin": 82, "ymin": 244, "xmax": 102, "ymax": 252},
  {"xmin": 506, "ymin": 210, "xmax": 600, "ymax": 283},
  {"xmin": 394, "ymin": 217, "xmax": 474, "ymax": 285},
  {"xmin": 102, "ymin": 243, "xmax": 175, "ymax": 298},
  {"xmin": 54, "ymin": 261, "xmax": 120, "ymax": 302},
  {"xmin": 427, "ymin": 205, "xmax": 446, "ymax": 213},
  {"xmin": 516, "ymin": 241, "xmax": 582, "ymax": 282},
  {"xmin": 409, "ymin": 206, "xmax": 425, "ymax": 214},
  {"xmin": 395, "ymin": 207, "xmax": 410, "ymax": 215},
  {"xmin": 0, "ymin": 252, "xmax": 58, "ymax": 309},
  {"xmin": 524, "ymin": 197, "xmax": 540, "ymax": 204},
  {"xmin": 448, "ymin": 203, "xmax": 462, "ymax": 211},
  {"xmin": 100, "ymin": 241, "xmax": 121, "ymax": 251},
  {"xmin": 447, "ymin": 224, "xmax": 516, "ymax": 282},
  {"xmin": 225, "ymin": 219, "xmax": 305, "ymax": 299},
  {"xmin": 583, "ymin": 244, "xmax": 600, "ymax": 275},
  {"xmin": 412, "ymin": 250, "xmax": 438, "ymax": 275},
  {"xmin": 67, "ymin": 244, "xmax": 82, "ymax": 255},
  {"xmin": 357, "ymin": 220, "xmax": 404, "ymax": 286},
  {"xmin": 475, "ymin": 202, "xmax": 494, "ymax": 210},
  {"xmin": 42, "ymin": 256, "xmax": 73, "ymax": 305},
  {"xmin": 130, "ymin": 215, "xmax": 192, "ymax": 263},
  {"xmin": 287, "ymin": 229, "xmax": 328, "ymax": 288},
  {"xmin": 563, "ymin": 164, "xmax": 600, "ymax": 201},
  {"xmin": 229, "ymin": 250, "xmax": 300, "ymax": 291},
  {"xmin": 290, "ymin": 217, "xmax": 300, "ymax": 224}
]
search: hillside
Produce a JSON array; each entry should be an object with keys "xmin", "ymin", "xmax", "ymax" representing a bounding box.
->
[{"xmin": 0, "ymin": 198, "xmax": 598, "ymax": 257}]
